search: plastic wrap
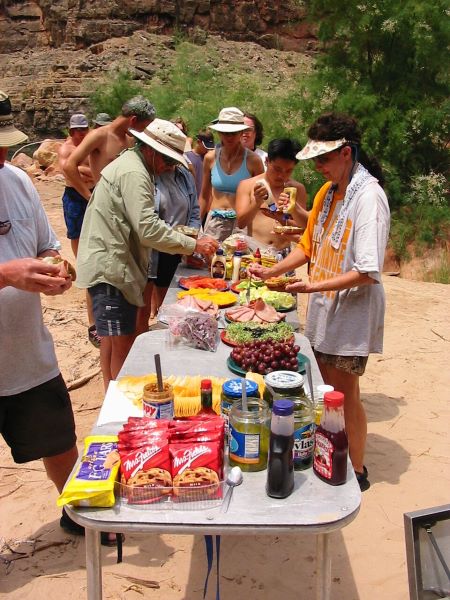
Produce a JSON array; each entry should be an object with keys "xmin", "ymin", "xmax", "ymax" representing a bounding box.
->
[{"xmin": 164, "ymin": 309, "xmax": 219, "ymax": 352}]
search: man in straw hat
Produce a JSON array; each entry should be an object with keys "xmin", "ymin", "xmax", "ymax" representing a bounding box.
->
[
  {"xmin": 76, "ymin": 118, "xmax": 218, "ymax": 389},
  {"xmin": 249, "ymin": 112, "xmax": 390, "ymax": 492},
  {"xmin": 63, "ymin": 95, "xmax": 156, "ymax": 200},
  {"xmin": 0, "ymin": 90, "xmax": 80, "ymax": 517}
]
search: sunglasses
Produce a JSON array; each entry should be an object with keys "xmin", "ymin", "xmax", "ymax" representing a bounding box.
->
[{"xmin": 0, "ymin": 220, "xmax": 11, "ymax": 235}]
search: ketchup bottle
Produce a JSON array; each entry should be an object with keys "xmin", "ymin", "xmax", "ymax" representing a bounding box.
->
[
  {"xmin": 313, "ymin": 391, "xmax": 348, "ymax": 485},
  {"xmin": 253, "ymin": 247, "xmax": 262, "ymax": 265}
]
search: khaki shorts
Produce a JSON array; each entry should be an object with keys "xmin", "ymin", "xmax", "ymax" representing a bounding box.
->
[{"xmin": 314, "ymin": 350, "xmax": 369, "ymax": 376}]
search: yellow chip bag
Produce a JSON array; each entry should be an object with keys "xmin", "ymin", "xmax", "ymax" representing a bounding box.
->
[{"xmin": 57, "ymin": 435, "xmax": 120, "ymax": 508}]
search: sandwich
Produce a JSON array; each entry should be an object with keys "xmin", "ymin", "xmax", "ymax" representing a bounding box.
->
[{"xmin": 41, "ymin": 256, "xmax": 76, "ymax": 281}]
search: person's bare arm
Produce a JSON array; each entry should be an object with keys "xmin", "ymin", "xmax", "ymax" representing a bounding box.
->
[
  {"xmin": 0, "ymin": 258, "xmax": 70, "ymax": 294},
  {"xmin": 248, "ymin": 246, "xmax": 309, "ymax": 280},
  {"xmin": 236, "ymin": 179, "xmax": 267, "ymax": 228},
  {"xmin": 248, "ymin": 152, "xmax": 265, "ymax": 176},
  {"xmin": 286, "ymin": 270, "xmax": 375, "ymax": 294},
  {"xmin": 63, "ymin": 129, "xmax": 104, "ymax": 199},
  {"xmin": 199, "ymin": 151, "xmax": 214, "ymax": 218}
]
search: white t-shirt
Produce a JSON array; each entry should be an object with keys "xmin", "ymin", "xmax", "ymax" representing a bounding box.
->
[
  {"xmin": 302, "ymin": 178, "xmax": 390, "ymax": 356},
  {"xmin": 0, "ymin": 163, "xmax": 60, "ymax": 395}
]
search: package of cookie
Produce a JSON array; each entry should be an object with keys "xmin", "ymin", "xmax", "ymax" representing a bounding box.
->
[
  {"xmin": 170, "ymin": 441, "xmax": 223, "ymax": 502},
  {"xmin": 57, "ymin": 435, "xmax": 120, "ymax": 508},
  {"xmin": 119, "ymin": 439, "xmax": 172, "ymax": 504}
]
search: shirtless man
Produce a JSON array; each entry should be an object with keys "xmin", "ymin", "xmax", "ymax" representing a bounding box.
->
[
  {"xmin": 57, "ymin": 114, "xmax": 94, "ymax": 257},
  {"xmin": 57, "ymin": 114, "xmax": 99, "ymax": 346},
  {"xmin": 63, "ymin": 96, "xmax": 156, "ymax": 200},
  {"xmin": 236, "ymin": 138, "xmax": 309, "ymax": 250}
]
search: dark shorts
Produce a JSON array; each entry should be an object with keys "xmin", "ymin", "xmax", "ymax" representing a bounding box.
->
[
  {"xmin": 62, "ymin": 186, "xmax": 88, "ymax": 239},
  {"xmin": 314, "ymin": 350, "xmax": 369, "ymax": 376},
  {"xmin": 155, "ymin": 252, "xmax": 181, "ymax": 287},
  {"xmin": 0, "ymin": 374, "xmax": 77, "ymax": 464},
  {"xmin": 89, "ymin": 283, "xmax": 137, "ymax": 336}
]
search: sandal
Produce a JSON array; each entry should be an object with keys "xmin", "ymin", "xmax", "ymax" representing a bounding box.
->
[
  {"xmin": 60, "ymin": 509, "xmax": 124, "ymax": 553},
  {"xmin": 355, "ymin": 465, "xmax": 370, "ymax": 492},
  {"xmin": 88, "ymin": 325, "xmax": 101, "ymax": 349}
]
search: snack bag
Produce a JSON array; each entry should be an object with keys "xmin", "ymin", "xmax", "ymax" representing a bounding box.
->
[
  {"xmin": 119, "ymin": 437, "xmax": 172, "ymax": 504},
  {"xmin": 168, "ymin": 311, "xmax": 219, "ymax": 352},
  {"xmin": 170, "ymin": 441, "xmax": 223, "ymax": 501},
  {"xmin": 57, "ymin": 435, "xmax": 120, "ymax": 508}
]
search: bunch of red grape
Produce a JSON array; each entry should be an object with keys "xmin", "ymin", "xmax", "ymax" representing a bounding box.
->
[{"xmin": 230, "ymin": 338, "xmax": 301, "ymax": 375}]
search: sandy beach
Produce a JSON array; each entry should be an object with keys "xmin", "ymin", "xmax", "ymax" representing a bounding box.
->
[{"xmin": 0, "ymin": 178, "xmax": 449, "ymax": 600}]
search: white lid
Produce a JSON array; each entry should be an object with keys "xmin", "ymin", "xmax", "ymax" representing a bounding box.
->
[
  {"xmin": 316, "ymin": 384, "xmax": 334, "ymax": 393},
  {"xmin": 264, "ymin": 371, "xmax": 304, "ymax": 389}
]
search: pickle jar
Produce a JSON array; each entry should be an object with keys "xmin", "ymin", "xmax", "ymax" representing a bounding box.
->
[
  {"xmin": 228, "ymin": 398, "xmax": 270, "ymax": 472},
  {"xmin": 263, "ymin": 371, "xmax": 308, "ymax": 406},
  {"xmin": 221, "ymin": 378, "xmax": 259, "ymax": 438}
]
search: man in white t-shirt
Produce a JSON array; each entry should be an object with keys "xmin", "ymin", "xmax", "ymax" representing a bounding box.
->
[
  {"xmin": 0, "ymin": 91, "xmax": 78, "ymax": 494},
  {"xmin": 0, "ymin": 93, "xmax": 123, "ymax": 545}
]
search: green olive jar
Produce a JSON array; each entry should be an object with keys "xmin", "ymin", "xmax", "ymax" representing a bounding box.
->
[{"xmin": 228, "ymin": 398, "xmax": 270, "ymax": 472}]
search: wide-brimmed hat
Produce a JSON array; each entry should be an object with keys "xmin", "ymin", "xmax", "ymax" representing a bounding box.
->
[
  {"xmin": 93, "ymin": 112, "xmax": 112, "ymax": 126},
  {"xmin": 129, "ymin": 118, "xmax": 189, "ymax": 169},
  {"xmin": 209, "ymin": 107, "xmax": 250, "ymax": 133},
  {"xmin": 0, "ymin": 90, "xmax": 28, "ymax": 147},
  {"xmin": 296, "ymin": 138, "xmax": 349, "ymax": 160},
  {"xmin": 69, "ymin": 113, "xmax": 89, "ymax": 129}
]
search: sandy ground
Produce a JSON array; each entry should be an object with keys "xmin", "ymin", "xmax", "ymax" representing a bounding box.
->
[{"xmin": 0, "ymin": 179, "xmax": 449, "ymax": 600}]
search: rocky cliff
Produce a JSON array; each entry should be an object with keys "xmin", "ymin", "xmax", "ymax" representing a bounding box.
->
[
  {"xmin": 1, "ymin": 0, "xmax": 314, "ymax": 53},
  {"xmin": 0, "ymin": 1, "xmax": 314, "ymax": 141}
]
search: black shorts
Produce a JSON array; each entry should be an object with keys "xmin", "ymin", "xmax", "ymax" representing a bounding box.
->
[
  {"xmin": 89, "ymin": 283, "xmax": 137, "ymax": 336},
  {"xmin": 0, "ymin": 374, "xmax": 77, "ymax": 464},
  {"xmin": 155, "ymin": 252, "xmax": 181, "ymax": 287}
]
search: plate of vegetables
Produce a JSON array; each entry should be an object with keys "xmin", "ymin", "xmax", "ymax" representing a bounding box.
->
[{"xmin": 221, "ymin": 322, "xmax": 295, "ymax": 347}]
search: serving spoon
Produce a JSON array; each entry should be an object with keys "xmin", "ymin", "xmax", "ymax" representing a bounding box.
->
[{"xmin": 221, "ymin": 466, "xmax": 243, "ymax": 513}]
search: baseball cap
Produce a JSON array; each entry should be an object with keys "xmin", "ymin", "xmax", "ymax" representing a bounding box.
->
[
  {"xmin": 197, "ymin": 132, "xmax": 215, "ymax": 150},
  {"xmin": 69, "ymin": 113, "xmax": 89, "ymax": 129}
]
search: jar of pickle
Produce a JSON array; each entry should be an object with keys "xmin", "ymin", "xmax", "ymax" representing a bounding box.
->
[
  {"xmin": 228, "ymin": 398, "xmax": 270, "ymax": 472},
  {"xmin": 263, "ymin": 371, "xmax": 314, "ymax": 470},
  {"xmin": 263, "ymin": 371, "xmax": 308, "ymax": 406},
  {"xmin": 221, "ymin": 378, "xmax": 259, "ymax": 439}
]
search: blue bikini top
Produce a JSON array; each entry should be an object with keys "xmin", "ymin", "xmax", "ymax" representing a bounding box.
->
[{"xmin": 211, "ymin": 148, "xmax": 251, "ymax": 194}]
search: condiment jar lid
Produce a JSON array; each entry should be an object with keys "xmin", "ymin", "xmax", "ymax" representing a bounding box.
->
[
  {"xmin": 201, "ymin": 379, "xmax": 212, "ymax": 391},
  {"xmin": 316, "ymin": 384, "xmax": 334, "ymax": 394},
  {"xmin": 233, "ymin": 251, "xmax": 243, "ymax": 257},
  {"xmin": 215, "ymin": 248, "xmax": 224, "ymax": 255},
  {"xmin": 273, "ymin": 399, "xmax": 294, "ymax": 416},
  {"xmin": 264, "ymin": 371, "xmax": 304, "ymax": 389},
  {"xmin": 222, "ymin": 378, "xmax": 258, "ymax": 398},
  {"xmin": 324, "ymin": 391, "xmax": 344, "ymax": 407}
]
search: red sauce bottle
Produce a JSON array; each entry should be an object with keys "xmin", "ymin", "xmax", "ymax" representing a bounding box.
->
[
  {"xmin": 313, "ymin": 391, "xmax": 348, "ymax": 485},
  {"xmin": 198, "ymin": 379, "xmax": 217, "ymax": 416}
]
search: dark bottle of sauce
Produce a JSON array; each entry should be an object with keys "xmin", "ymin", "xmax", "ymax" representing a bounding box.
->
[
  {"xmin": 266, "ymin": 399, "xmax": 295, "ymax": 499},
  {"xmin": 253, "ymin": 247, "xmax": 262, "ymax": 265},
  {"xmin": 313, "ymin": 391, "xmax": 348, "ymax": 485},
  {"xmin": 198, "ymin": 379, "xmax": 216, "ymax": 416}
]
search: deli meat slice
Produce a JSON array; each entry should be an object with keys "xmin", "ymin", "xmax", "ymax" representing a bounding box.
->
[
  {"xmin": 234, "ymin": 308, "xmax": 255, "ymax": 322},
  {"xmin": 255, "ymin": 300, "xmax": 280, "ymax": 323}
]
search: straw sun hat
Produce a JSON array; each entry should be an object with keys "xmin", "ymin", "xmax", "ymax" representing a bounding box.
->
[
  {"xmin": 0, "ymin": 91, "xmax": 28, "ymax": 147},
  {"xmin": 296, "ymin": 138, "xmax": 349, "ymax": 160},
  {"xmin": 209, "ymin": 107, "xmax": 250, "ymax": 133},
  {"xmin": 130, "ymin": 118, "xmax": 190, "ymax": 169}
]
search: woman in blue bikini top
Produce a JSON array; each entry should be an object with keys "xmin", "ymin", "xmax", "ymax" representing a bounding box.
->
[{"xmin": 199, "ymin": 107, "xmax": 264, "ymax": 220}]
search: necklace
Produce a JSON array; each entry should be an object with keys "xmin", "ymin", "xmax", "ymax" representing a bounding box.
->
[{"xmin": 221, "ymin": 145, "xmax": 242, "ymax": 173}]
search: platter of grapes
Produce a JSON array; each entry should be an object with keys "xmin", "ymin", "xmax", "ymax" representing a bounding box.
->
[{"xmin": 226, "ymin": 338, "xmax": 309, "ymax": 376}]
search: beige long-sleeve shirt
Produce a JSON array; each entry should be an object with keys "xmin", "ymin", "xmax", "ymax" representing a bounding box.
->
[{"xmin": 76, "ymin": 148, "xmax": 196, "ymax": 306}]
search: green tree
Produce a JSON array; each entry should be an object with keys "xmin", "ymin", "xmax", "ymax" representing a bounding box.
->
[{"xmin": 298, "ymin": 0, "xmax": 449, "ymax": 208}]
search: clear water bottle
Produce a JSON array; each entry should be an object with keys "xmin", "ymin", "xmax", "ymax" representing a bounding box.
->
[{"xmin": 266, "ymin": 399, "xmax": 295, "ymax": 499}]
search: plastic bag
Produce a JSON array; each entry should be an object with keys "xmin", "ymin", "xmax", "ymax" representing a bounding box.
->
[{"xmin": 167, "ymin": 310, "xmax": 219, "ymax": 352}]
